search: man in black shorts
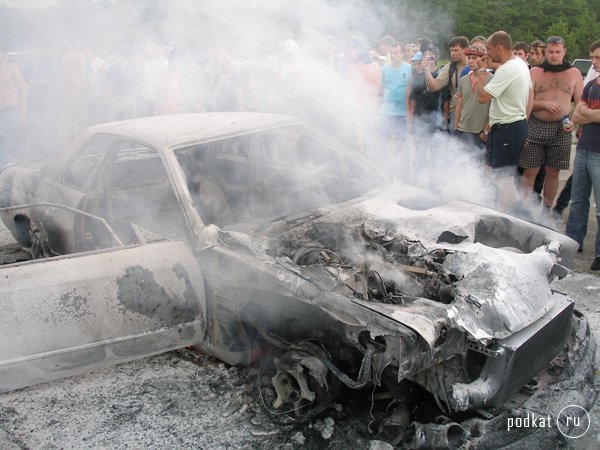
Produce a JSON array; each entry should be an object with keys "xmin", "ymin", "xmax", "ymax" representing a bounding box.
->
[
  {"xmin": 475, "ymin": 31, "xmax": 533, "ymax": 208},
  {"xmin": 476, "ymin": 31, "xmax": 533, "ymax": 171}
]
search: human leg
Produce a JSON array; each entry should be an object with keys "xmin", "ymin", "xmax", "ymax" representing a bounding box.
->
[
  {"xmin": 543, "ymin": 126, "xmax": 572, "ymax": 208},
  {"xmin": 533, "ymin": 167, "xmax": 545, "ymax": 197},
  {"xmin": 521, "ymin": 167, "xmax": 541, "ymax": 194},
  {"xmin": 542, "ymin": 166, "xmax": 560, "ymax": 208},
  {"xmin": 554, "ymin": 175, "xmax": 572, "ymax": 214},
  {"xmin": 589, "ymin": 155, "xmax": 600, "ymax": 270},
  {"xmin": 518, "ymin": 117, "xmax": 545, "ymax": 194},
  {"xmin": 565, "ymin": 150, "xmax": 592, "ymax": 251},
  {"xmin": 586, "ymin": 152, "xmax": 600, "ymax": 259}
]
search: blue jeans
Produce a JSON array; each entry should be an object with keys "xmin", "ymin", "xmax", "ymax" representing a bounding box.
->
[{"xmin": 565, "ymin": 149, "xmax": 600, "ymax": 257}]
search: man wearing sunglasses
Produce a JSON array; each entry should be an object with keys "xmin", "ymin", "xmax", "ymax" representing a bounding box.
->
[{"xmin": 529, "ymin": 40, "xmax": 546, "ymax": 67}]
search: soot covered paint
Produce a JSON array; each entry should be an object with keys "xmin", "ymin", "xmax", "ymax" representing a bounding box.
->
[
  {"xmin": 58, "ymin": 290, "xmax": 91, "ymax": 320},
  {"xmin": 117, "ymin": 265, "xmax": 200, "ymax": 325}
]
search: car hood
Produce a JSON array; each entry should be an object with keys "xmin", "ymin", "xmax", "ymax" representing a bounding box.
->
[{"xmin": 212, "ymin": 183, "xmax": 577, "ymax": 346}]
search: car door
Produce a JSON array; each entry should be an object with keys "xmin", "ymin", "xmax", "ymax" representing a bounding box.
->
[
  {"xmin": 0, "ymin": 239, "xmax": 207, "ymax": 393},
  {"xmin": 1, "ymin": 134, "xmax": 117, "ymax": 256},
  {"xmin": 0, "ymin": 138, "xmax": 208, "ymax": 393},
  {"xmin": 84, "ymin": 138, "xmax": 189, "ymax": 245}
]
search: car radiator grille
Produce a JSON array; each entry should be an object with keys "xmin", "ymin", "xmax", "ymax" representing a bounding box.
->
[{"xmin": 502, "ymin": 301, "xmax": 574, "ymax": 403}]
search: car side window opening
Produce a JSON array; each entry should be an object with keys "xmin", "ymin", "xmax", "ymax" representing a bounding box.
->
[
  {"xmin": 95, "ymin": 140, "xmax": 187, "ymax": 243},
  {"xmin": 61, "ymin": 134, "xmax": 114, "ymax": 190}
]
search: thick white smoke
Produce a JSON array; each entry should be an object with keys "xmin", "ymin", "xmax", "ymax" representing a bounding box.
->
[{"xmin": 1, "ymin": 0, "xmax": 555, "ymax": 226}]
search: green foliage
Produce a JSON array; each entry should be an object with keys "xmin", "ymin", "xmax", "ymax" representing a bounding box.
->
[
  {"xmin": 384, "ymin": 0, "xmax": 598, "ymax": 58},
  {"xmin": 452, "ymin": 0, "xmax": 600, "ymax": 58}
]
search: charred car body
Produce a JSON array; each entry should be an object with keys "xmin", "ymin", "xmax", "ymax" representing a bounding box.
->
[{"xmin": 0, "ymin": 113, "xmax": 596, "ymax": 447}]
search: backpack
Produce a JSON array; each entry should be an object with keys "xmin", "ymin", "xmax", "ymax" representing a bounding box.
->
[{"xmin": 441, "ymin": 61, "xmax": 458, "ymax": 102}]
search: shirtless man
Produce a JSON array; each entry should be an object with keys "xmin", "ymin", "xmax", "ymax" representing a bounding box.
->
[
  {"xmin": 0, "ymin": 46, "xmax": 28, "ymax": 164},
  {"xmin": 519, "ymin": 36, "xmax": 583, "ymax": 209}
]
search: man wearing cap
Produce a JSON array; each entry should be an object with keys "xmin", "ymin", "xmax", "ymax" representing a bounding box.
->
[
  {"xmin": 519, "ymin": 36, "xmax": 583, "ymax": 211},
  {"xmin": 453, "ymin": 44, "xmax": 492, "ymax": 155}
]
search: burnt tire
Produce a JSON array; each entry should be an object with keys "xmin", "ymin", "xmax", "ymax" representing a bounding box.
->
[{"xmin": 256, "ymin": 349, "xmax": 340, "ymax": 424}]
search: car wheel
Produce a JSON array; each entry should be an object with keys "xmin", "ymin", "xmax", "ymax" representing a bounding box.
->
[{"xmin": 256, "ymin": 347, "xmax": 340, "ymax": 424}]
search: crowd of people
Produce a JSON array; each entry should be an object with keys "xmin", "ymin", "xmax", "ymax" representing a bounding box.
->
[{"xmin": 0, "ymin": 30, "xmax": 598, "ymax": 270}]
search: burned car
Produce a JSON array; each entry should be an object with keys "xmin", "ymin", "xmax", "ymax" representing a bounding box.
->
[{"xmin": 0, "ymin": 113, "xmax": 596, "ymax": 447}]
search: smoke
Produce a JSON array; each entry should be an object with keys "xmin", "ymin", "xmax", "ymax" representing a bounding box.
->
[
  {"xmin": 0, "ymin": 0, "xmax": 559, "ymax": 237},
  {"xmin": 0, "ymin": 1, "xmax": 569, "ymax": 410}
]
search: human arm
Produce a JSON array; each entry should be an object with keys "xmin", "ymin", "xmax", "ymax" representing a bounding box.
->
[
  {"xmin": 453, "ymin": 95, "xmax": 463, "ymax": 130},
  {"xmin": 423, "ymin": 62, "xmax": 448, "ymax": 92},
  {"xmin": 476, "ymin": 69, "xmax": 493, "ymax": 103},
  {"xmin": 526, "ymin": 86, "xmax": 534, "ymax": 119},
  {"xmin": 529, "ymin": 68, "xmax": 560, "ymax": 114},
  {"xmin": 472, "ymin": 55, "xmax": 492, "ymax": 103},
  {"xmin": 406, "ymin": 83, "xmax": 414, "ymax": 132},
  {"xmin": 573, "ymin": 101, "xmax": 600, "ymax": 124},
  {"xmin": 479, "ymin": 120, "xmax": 490, "ymax": 143},
  {"xmin": 531, "ymin": 99, "xmax": 564, "ymax": 114},
  {"xmin": 563, "ymin": 74, "xmax": 585, "ymax": 132},
  {"xmin": 573, "ymin": 71, "xmax": 584, "ymax": 105}
]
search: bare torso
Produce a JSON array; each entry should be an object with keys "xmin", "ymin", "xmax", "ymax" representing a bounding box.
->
[{"xmin": 531, "ymin": 67, "xmax": 582, "ymax": 121}]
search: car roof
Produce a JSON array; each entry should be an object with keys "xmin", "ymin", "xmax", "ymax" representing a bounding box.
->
[
  {"xmin": 43, "ymin": 112, "xmax": 306, "ymax": 177},
  {"xmin": 85, "ymin": 112, "xmax": 303, "ymax": 149}
]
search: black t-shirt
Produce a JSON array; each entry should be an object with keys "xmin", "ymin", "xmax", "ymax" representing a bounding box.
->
[
  {"xmin": 410, "ymin": 70, "xmax": 441, "ymax": 116},
  {"xmin": 577, "ymin": 77, "xmax": 600, "ymax": 153}
]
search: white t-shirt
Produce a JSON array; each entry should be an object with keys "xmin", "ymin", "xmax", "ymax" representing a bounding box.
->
[
  {"xmin": 584, "ymin": 66, "xmax": 598, "ymax": 86},
  {"xmin": 484, "ymin": 57, "xmax": 531, "ymax": 125}
]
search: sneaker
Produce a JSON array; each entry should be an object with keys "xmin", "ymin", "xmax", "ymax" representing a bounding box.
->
[{"xmin": 592, "ymin": 257, "xmax": 600, "ymax": 271}]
